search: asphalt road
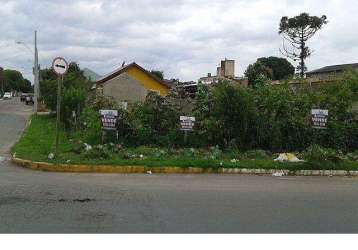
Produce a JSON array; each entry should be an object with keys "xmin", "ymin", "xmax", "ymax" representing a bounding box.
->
[{"xmin": 1, "ymin": 98, "xmax": 358, "ymax": 233}]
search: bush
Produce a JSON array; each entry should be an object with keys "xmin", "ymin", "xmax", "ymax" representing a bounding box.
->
[
  {"xmin": 301, "ymin": 144, "xmax": 343, "ymax": 163},
  {"xmin": 57, "ymin": 71, "xmax": 358, "ymax": 152},
  {"xmin": 130, "ymin": 91, "xmax": 181, "ymax": 146},
  {"xmin": 40, "ymin": 62, "xmax": 90, "ymax": 128},
  {"xmin": 244, "ymin": 149, "xmax": 270, "ymax": 160},
  {"xmin": 79, "ymin": 107, "xmax": 101, "ymax": 144},
  {"xmin": 194, "ymin": 82, "xmax": 256, "ymax": 148}
]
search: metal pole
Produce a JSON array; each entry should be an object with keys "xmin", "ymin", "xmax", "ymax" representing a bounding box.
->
[
  {"xmin": 184, "ymin": 130, "xmax": 188, "ymax": 145},
  {"xmin": 34, "ymin": 30, "xmax": 39, "ymax": 113},
  {"xmin": 55, "ymin": 75, "xmax": 62, "ymax": 160}
]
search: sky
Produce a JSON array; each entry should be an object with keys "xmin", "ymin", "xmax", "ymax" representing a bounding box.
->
[{"xmin": 1, "ymin": 0, "xmax": 358, "ymax": 83}]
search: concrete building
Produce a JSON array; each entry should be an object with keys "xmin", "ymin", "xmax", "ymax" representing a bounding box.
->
[
  {"xmin": 219, "ymin": 59, "xmax": 235, "ymax": 78},
  {"xmin": 199, "ymin": 73, "xmax": 219, "ymax": 85},
  {"xmin": 198, "ymin": 59, "xmax": 247, "ymax": 87},
  {"xmin": 96, "ymin": 62, "xmax": 171, "ymax": 105},
  {"xmin": 306, "ymin": 63, "xmax": 358, "ymax": 80}
]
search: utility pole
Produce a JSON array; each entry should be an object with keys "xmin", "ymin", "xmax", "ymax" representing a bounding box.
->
[
  {"xmin": 34, "ymin": 30, "xmax": 39, "ymax": 114},
  {"xmin": 0, "ymin": 67, "xmax": 4, "ymax": 95}
]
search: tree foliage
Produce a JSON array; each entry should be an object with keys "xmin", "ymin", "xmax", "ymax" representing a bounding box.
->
[
  {"xmin": 194, "ymin": 82, "xmax": 256, "ymax": 148},
  {"xmin": 244, "ymin": 61, "xmax": 273, "ymax": 87},
  {"xmin": 40, "ymin": 62, "xmax": 90, "ymax": 126},
  {"xmin": 257, "ymin": 57, "xmax": 295, "ymax": 80},
  {"xmin": 150, "ymin": 70, "xmax": 164, "ymax": 80},
  {"xmin": 78, "ymin": 72, "xmax": 358, "ymax": 152},
  {"xmin": 279, "ymin": 13, "xmax": 328, "ymax": 77},
  {"xmin": 0, "ymin": 68, "xmax": 32, "ymax": 94}
]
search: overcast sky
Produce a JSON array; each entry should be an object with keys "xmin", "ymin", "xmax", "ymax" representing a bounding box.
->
[{"xmin": 1, "ymin": 0, "xmax": 358, "ymax": 82}]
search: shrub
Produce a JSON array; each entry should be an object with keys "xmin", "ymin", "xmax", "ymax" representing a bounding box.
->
[
  {"xmin": 79, "ymin": 107, "xmax": 101, "ymax": 144},
  {"xmin": 83, "ymin": 145, "xmax": 112, "ymax": 159},
  {"xmin": 130, "ymin": 91, "xmax": 181, "ymax": 146},
  {"xmin": 194, "ymin": 82, "xmax": 256, "ymax": 148},
  {"xmin": 40, "ymin": 62, "xmax": 90, "ymax": 123},
  {"xmin": 244, "ymin": 150, "xmax": 270, "ymax": 160},
  {"xmin": 301, "ymin": 144, "xmax": 343, "ymax": 163}
]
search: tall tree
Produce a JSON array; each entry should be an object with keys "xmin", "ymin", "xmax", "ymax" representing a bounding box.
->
[
  {"xmin": 279, "ymin": 13, "xmax": 328, "ymax": 78},
  {"xmin": 1, "ymin": 69, "xmax": 32, "ymax": 93},
  {"xmin": 257, "ymin": 57, "xmax": 295, "ymax": 80}
]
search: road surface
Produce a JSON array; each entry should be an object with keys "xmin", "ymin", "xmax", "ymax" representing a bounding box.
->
[{"xmin": 1, "ymin": 98, "xmax": 358, "ymax": 233}]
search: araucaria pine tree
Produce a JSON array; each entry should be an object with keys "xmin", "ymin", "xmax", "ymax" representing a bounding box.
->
[{"xmin": 279, "ymin": 13, "xmax": 328, "ymax": 78}]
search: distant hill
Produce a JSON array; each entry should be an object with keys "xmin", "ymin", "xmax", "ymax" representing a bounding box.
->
[{"xmin": 83, "ymin": 68, "xmax": 101, "ymax": 81}]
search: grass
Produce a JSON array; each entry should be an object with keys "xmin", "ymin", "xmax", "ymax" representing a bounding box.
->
[{"xmin": 12, "ymin": 115, "xmax": 358, "ymax": 171}]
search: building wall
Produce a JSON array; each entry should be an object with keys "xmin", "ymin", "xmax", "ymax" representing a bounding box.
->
[
  {"xmin": 221, "ymin": 59, "xmax": 235, "ymax": 78},
  {"xmin": 306, "ymin": 72, "xmax": 341, "ymax": 80},
  {"xmin": 307, "ymin": 67, "xmax": 358, "ymax": 80},
  {"xmin": 102, "ymin": 72, "xmax": 149, "ymax": 103},
  {"xmin": 126, "ymin": 66, "xmax": 169, "ymax": 96}
]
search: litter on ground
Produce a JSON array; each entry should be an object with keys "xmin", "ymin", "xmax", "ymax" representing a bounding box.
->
[
  {"xmin": 48, "ymin": 153, "xmax": 55, "ymax": 160},
  {"xmin": 274, "ymin": 153, "xmax": 304, "ymax": 162},
  {"xmin": 272, "ymin": 171, "xmax": 285, "ymax": 177}
]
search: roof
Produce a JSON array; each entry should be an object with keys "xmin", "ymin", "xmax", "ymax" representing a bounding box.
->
[
  {"xmin": 96, "ymin": 62, "xmax": 170, "ymax": 88},
  {"xmin": 307, "ymin": 63, "xmax": 358, "ymax": 74}
]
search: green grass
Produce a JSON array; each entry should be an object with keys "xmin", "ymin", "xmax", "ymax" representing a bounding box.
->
[{"xmin": 12, "ymin": 115, "xmax": 358, "ymax": 171}]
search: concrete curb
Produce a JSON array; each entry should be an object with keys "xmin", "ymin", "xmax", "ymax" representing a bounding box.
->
[{"xmin": 11, "ymin": 157, "xmax": 358, "ymax": 176}]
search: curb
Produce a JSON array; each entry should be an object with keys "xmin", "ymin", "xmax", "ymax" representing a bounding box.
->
[{"xmin": 11, "ymin": 157, "xmax": 358, "ymax": 176}]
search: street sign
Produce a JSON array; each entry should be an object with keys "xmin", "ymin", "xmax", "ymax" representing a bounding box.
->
[
  {"xmin": 52, "ymin": 57, "xmax": 68, "ymax": 76},
  {"xmin": 52, "ymin": 56, "xmax": 68, "ymax": 160},
  {"xmin": 180, "ymin": 116, "xmax": 195, "ymax": 131},
  {"xmin": 311, "ymin": 109, "xmax": 328, "ymax": 129},
  {"xmin": 100, "ymin": 110, "xmax": 119, "ymax": 131},
  {"xmin": 100, "ymin": 110, "xmax": 119, "ymax": 142}
]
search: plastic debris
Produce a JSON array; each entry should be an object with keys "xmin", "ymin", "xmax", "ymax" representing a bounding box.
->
[
  {"xmin": 274, "ymin": 153, "xmax": 304, "ymax": 162},
  {"xmin": 272, "ymin": 171, "xmax": 285, "ymax": 177},
  {"xmin": 139, "ymin": 154, "xmax": 144, "ymax": 159},
  {"xmin": 84, "ymin": 143, "xmax": 92, "ymax": 151},
  {"xmin": 48, "ymin": 153, "xmax": 55, "ymax": 160},
  {"xmin": 146, "ymin": 170, "xmax": 152, "ymax": 175}
]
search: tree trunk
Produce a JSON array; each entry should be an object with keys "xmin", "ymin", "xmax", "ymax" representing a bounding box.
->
[{"xmin": 299, "ymin": 29, "xmax": 305, "ymax": 78}]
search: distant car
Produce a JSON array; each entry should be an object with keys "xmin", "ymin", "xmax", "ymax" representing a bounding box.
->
[
  {"xmin": 3, "ymin": 92, "xmax": 12, "ymax": 99},
  {"xmin": 25, "ymin": 95, "xmax": 34, "ymax": 105},
  {"xmin": 20, "ymin": 93, "xmax": 28, "ymax": 102}
]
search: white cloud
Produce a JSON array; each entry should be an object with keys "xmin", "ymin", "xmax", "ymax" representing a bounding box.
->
[{"xmin": 0, "ymin": 0, "xmax": 358, "ymax": 82}]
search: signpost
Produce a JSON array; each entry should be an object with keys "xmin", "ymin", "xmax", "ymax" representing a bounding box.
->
[
  {"xmin": 180, "ymin": 116, "xmax": 195, "ymax": 144},
  {"xmin": 52, "ymin": 57, "xmax": 68, "ymax": 159},
  {"xmin": 311, "ymin": 109, "xmax": 328, "ymax": 129},
  {"xmin": 100, "ymin": 109, "xmax": 119, "ymax": 142}
]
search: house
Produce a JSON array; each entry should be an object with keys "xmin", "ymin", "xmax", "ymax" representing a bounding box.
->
[
  {"xmin": 96, "ymin": 62, "xmax": 171, "ymax": 105},
  {"xmin": 306, "ymin": 63, "xmax": 358, "ymax": 80}
]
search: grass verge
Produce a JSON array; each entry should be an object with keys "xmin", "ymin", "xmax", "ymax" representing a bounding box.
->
[{"xmin": 11, "ymin": 115, "xmax": 358, "ymax": 171}]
